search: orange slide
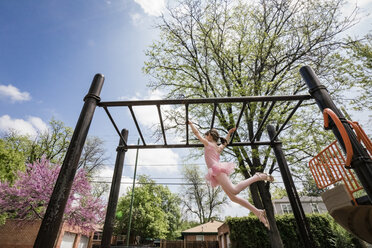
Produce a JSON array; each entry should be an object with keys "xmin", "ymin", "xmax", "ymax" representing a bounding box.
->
[{"xmin": 309, "ymin": 108, "xmax": 372, "ymax": 243}]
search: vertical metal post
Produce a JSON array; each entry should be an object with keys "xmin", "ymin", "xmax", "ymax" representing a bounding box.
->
[
  {"xmin": 267, "ymin": 125, "xmax": 315, "ymax": 248},
  {"xmin": 33, "ymin": 74, "xmax": 104, "ymax": 248},
  {"xmin": 126, "ymin": 138, "xmax": 140, "ymax": 247},
  {"xmin": 101, "ymin": 129, "xmax": 129, "ymax": 248},
  {"xmin": 300, "ymin": 66, "xmax": 372, "ymax": 202}
]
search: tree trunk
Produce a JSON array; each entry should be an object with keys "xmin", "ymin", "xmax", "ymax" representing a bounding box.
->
[
  {"xmin": 249, "ymin": 184, "xmax": 263, "ymax": 209},
  {"xmin": 242, "ymin": 168, "xmax": 283, "ymax": 247},
  {"xmin": 258, "ymin": 182, "xmax": 284, "ymax": 248},
  {"xmin": 251, "ymin": 152, "xmax": 284, "ymax": 248}
]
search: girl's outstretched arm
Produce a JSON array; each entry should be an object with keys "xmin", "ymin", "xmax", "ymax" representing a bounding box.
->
[
  {"xmin": 219, "ymin": 127, "xmax": 236, "ymax": 150},
  {"xmin": 188, "ymin": 121, "xmax": 209, "ymax": 146}
]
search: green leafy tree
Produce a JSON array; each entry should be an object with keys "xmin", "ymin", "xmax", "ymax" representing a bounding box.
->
[
  {"xmin": 0, "ymin": 139, "xmax": 25, "ymax": 183},
  {"xmin": 271, "ymin": 187, "xmax": 287, "ymax": 200},
  {"xmin": 1, "ymin": 119, "xmax": 72, "ymax": 164},
  {"xmin": 115, "ymin": 175, "xmax": 181, "ymax": 241},
  {"xmin": 1, "ymin": 119, "xmax": 107, "ymax": 177},
  {"xmin": 332, "ymin": 34, "xmax": 372, "ymax": 114},
  {"xmin": 181, "ymin": 164, "xmax": 228, "ymax": 223},
  {"xmin": 144, "ymin": 0, "xmax": 369, "ymax": 245},
  {"xmin": 178, "ymin": 219, "xmax": 201, "ymax": 232},
  {"xmin": 30, "ymin": 119, "xmax": 72, "ymax": 163},
  {"xmin": 300, "ymin": 172, "xmax": 327, "ymax": 197}
]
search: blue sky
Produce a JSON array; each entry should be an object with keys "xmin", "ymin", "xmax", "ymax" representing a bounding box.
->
[
  {"xmin": 0, "ymin": 0, "xmax": 371, "ymax": 219},
  {"xmin": 0, "ymin": 0, "xmax": 159, "ymax": 128},
  {"xmin": 0, "ymin": 0, "xmax": 169, "ymax": 165}
]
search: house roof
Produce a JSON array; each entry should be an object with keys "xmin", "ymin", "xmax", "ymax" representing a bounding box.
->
[
  {"xmin": 272, "ymin": 196, "xmax": 323, "ymax": 203},
  {"xmin": 182, "ymin": 221, "xmax": 224, "ymax": 234}
]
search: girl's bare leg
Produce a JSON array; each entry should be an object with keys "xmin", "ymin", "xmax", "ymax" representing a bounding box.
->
[
  {"xmin": 216, "ymin": 173, "xmax": 261, "ymax": 214},
  {"xmin": 216, "ymin": 173, "xmax": 270, "ymax": 229},
  {"xmin": 215, "ymin": 172, "xmax": 265, "ymax": 195}
]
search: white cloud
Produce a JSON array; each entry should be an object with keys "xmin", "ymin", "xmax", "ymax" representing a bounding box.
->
[
  {"xmin": 132, "ymin": 105, "xmax": 159, "ymax": 128},
  {"xmin": 116, "ymin": 90, "xmax": 182, "ymax": 175},
  {"xmin": 0, "ymin": 115, "xmax": 48, "ymax": 137},
  {"xmin": 134, "ymin": 0, "xmax": 165, "ymax": 16},
  {"xmin": 96, "ymin": 166, "xmax": 116, "ymax": 178},
  {"xmin": 352, "ymin": 0, "xmax": 372, "ymax": 6},
  {"xmin": 93, "ymin": 165, "xmax": 134, "ymax": 197},
  {"xmin": 144, "ymin": 89, "xmax": 164, "ymax": 100},
  {"xmin": 125, "ymin": 89, "xmax": 165, "ymax": 128},
  {"xmin": 28, "ymin": 116, "xmax": 49, "ymax": 133},
  {"xmin": 343, "ymin": 0, "xmax": 372, "ymax": 13},
  {"xmin": 130, "ymin": 12, "xmax": 143, "ymax": 26},
  {"xmin": 125, "ymin": 148, "xmax": 179, "ymax": 174},
  {"xmin": 120, "ymin": 89, "xmax": 185, "ymax": 144},
  {"xmin": 94, "ymin": 160, "xmax": 180, "ymax": 198},
  {"xmin": 0, "ymin": 84, "xmax": 31, "ymax": 102}
]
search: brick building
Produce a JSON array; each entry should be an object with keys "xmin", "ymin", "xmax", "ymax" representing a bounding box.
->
[
  {"xmin": 217, "ymin": 222, "xmax": 230, "ymax": 248},
  {"xmin": 0, "ymin": 219, "xmax": 94, "ymax": 248}
]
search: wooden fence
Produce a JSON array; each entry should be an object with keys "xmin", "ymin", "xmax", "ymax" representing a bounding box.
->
[{"xmin": 160, "ymin": 240, "xmax": 219, "ymax": 248}]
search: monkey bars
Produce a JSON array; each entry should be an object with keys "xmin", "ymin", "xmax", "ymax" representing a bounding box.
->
[{"xmin": 98, "ymin": 95, "xmax": 312, "ymax": 149}]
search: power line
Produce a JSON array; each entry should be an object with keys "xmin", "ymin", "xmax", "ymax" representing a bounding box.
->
[
  {"xmin": 98, "ymin": 163, "xmax": 196, "ymax": 167},
  {"xmin": 89, "ymin": 181, "xmax": 205, "ymax": 185},
  {"xmin": 92, "ymin": 175, "xmax": 299, "ymax": 180},
  {"xmin": 89, "ymin": 180, "xmax": 308, "ymax": 185},
  {"xmin": 93, "ymin": 177, "xmax": 186, "ymax": 180}
]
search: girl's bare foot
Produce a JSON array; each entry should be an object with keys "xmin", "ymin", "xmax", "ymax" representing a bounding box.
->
[
  {"xmin": 255, "ymin": 172, "xmax": 274, "ymax": 182},
  {"xmin": 258, "ymin": 210, "xmax": 270, "ymax": 230}
]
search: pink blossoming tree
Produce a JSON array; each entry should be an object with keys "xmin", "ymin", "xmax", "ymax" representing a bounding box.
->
[{"xmin": 0, "ymin": 157, "xmax": 105, "ymax": 231}]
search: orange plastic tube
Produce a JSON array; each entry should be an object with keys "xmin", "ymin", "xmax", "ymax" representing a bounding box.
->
[{"xmin": 323, "ymin": 108, "xmax": 353, "ymax": 167}]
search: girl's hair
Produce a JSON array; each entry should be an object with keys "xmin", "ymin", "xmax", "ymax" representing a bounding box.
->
[{"xmin": 205, "ymin": 129, "xmax": 227, "ymax": 145}]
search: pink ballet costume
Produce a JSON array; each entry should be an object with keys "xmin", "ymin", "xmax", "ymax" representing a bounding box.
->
[{"xmin": 204, "ymin": 141, "xmax": 235, "ymax": 187}]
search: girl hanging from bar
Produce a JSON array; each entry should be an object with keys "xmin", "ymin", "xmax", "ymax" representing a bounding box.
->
[{"xmin": 188, "ymin": 120, "xmax": 274, "ymax": 229}]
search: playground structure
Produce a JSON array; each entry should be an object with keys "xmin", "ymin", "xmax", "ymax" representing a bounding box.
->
[
  {"xmin": 32, "ymin": 66, "xmax": 372, "ymax": 248},
  {"xmin": 309, "ymin": 108, "xmax": 372, "ymax": 243}
]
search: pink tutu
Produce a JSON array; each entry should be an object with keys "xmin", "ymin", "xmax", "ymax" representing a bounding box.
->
[{"xmin": 205, "ymin": 162, "xmax": 235, "ymax": 187}]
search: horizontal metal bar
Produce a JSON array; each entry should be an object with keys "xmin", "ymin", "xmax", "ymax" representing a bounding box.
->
[
  {"xmin": 118, "ymin": 141, "xmax": 282, "ymax": 149},
  {"xmin": 98, "ymin": 95, "xmax": 312, "ymax": 107}
]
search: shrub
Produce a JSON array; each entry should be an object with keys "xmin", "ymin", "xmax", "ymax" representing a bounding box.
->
[{"xmin": 226, "ymin": 214, "xmax": 363, "ymax": 248}]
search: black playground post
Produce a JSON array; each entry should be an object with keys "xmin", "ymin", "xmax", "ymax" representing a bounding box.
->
[
  {"xmin": 300, "ymin": 66, "xmax": 372, "ymax": 202},
  {"xmin": 267, "ymin": 125, "xmax": 315, "ymax": 248},
  {"xmin": 34, "ymin": 74, "xmax": 104, "ymax": 248},
  {"xmin": 101, "ymin": 129, "xmax": 129, "ymax": 248}
]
